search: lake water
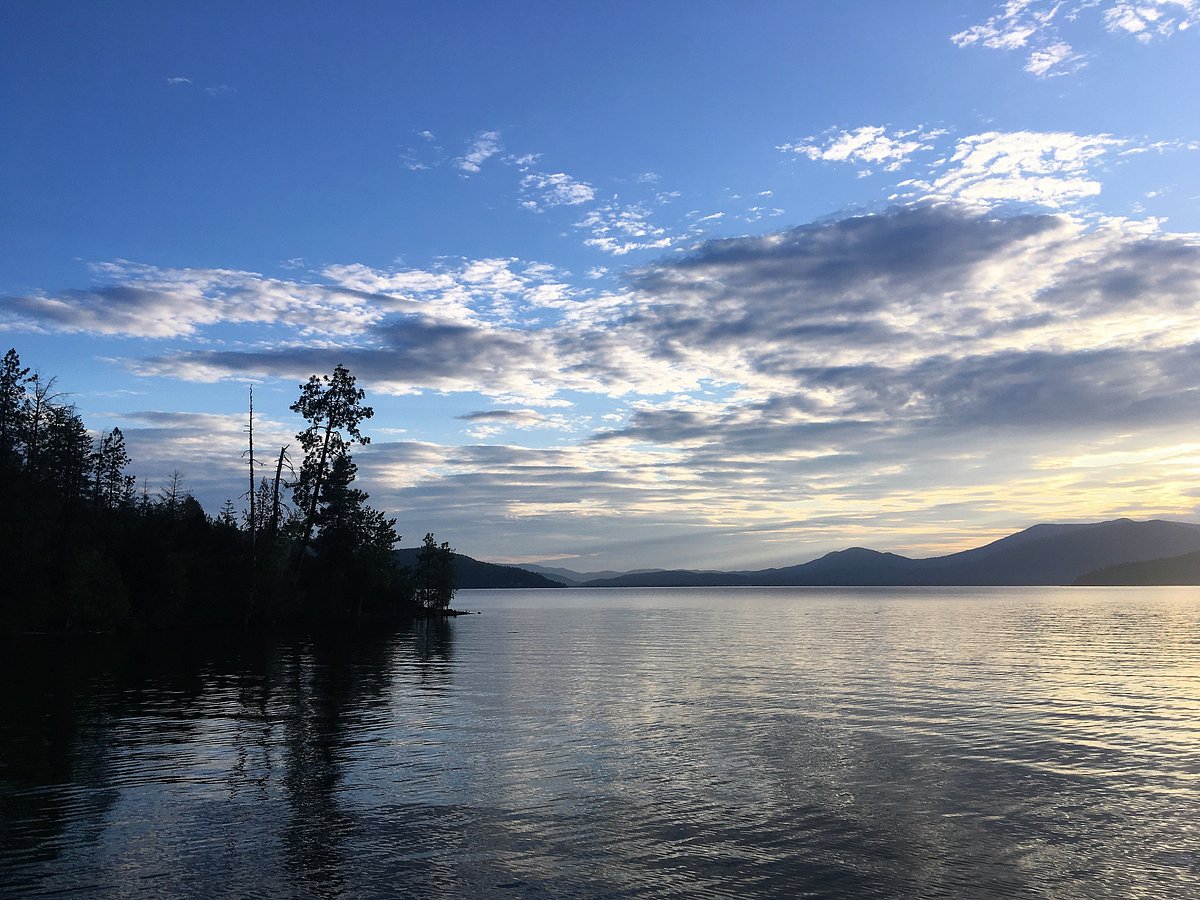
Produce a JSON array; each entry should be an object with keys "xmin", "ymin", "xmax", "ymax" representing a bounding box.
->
[{"xmin": 2, "ymin": 586, "xmax": 1198, "ymax": 898}]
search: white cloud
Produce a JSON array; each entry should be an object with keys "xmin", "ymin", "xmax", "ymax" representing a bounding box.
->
[
  {"xmin": 954, "ymin": 0, "xmax": 1199, "ymax": 75},
  {"xmin": 790, "ymin": 125, "xmax": 1135, "ymax": 213},
  {"xmin": 59, "ymin": 207, "xmax": 1200, "ymax": 569},
  {"xmin": 780, "ymin": 125, "xmax": 943, "ymax": 173},
  {"xmin": 951, "ymin": 0, "xmax": 1052, "ymax": 50},
  {"xmin": 1104, "ymin": 0, "xmax": 1200, "ymax": 40},
  {"xmin": 576, "ymin": 202, "xmax": 674, "ymax": 255},
  {"xmin": 924, "ymin": 131, "xmax": 1126, "ymax": 209},
  {"xmin": 505, "ymin": 152, "xmax": 541, "ymax": 168},
  {"xmin": 519, "ymin": 172, "xmax": 596, "ymax": 211},
  {"xmin": 1024, "ymin": 41, "xmax": 1085, "ymax": 75},
  {"xmin": 1, "ymin": 262, "xmax": 388, "ymax": 338},
  {"xmin": 166, "ymin": 76, "xmax": 191, "ymax": 86},
  {"xmin": 456, "ymin": 130, "xmax": 502, "ymax": 173}
]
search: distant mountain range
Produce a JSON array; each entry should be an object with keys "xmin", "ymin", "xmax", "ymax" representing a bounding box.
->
[
  {"xmin": 446, "ymin": 519, "xmax": 1200, "ymax": 589},
  {"xmin": 520, "ymin": 564, "xmax": 664, "ymax": 586}
]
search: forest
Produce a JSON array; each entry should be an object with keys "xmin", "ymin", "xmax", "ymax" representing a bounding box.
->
[{"xmin": 0, "ymin": 349, "xmax": 457, "ymax": 632}]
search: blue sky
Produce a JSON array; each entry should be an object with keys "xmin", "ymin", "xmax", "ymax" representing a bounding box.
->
[{"xmin": 3, "ymin": 1, "xmax": 1200, "ymax": 570}]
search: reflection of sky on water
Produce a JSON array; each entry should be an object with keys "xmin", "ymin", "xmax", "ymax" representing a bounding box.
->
[{"xmin": 2, "ymin": 588, "xmax": 1199, "ymax": 896}]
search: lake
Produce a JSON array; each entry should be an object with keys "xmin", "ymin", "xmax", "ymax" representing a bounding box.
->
[{"xmin": 2, "ymin": 586, "xmax": 1198, "ymax": 897}]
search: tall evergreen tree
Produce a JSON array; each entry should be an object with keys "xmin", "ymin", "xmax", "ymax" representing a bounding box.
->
[
  {"xmin": 0, "ymin": 348, "xmax": 31, "ymax": 474},
  {"xmin": 290, "ymin": 364, "xmax": 373, "ymax": 567},
  {"xmin": 415, "ymin": 533, "xmax": 456, "ymax": 610},
  {"xmin": 94, "ymin": 428, "xmax": 133, "ymax": 510},
  {"xmin": 44, "ymin": 404, "xmax": 93, "ymax": 502}
]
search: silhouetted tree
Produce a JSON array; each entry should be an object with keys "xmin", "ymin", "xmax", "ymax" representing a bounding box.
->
[
  {"xmin": 415, "ymin": 533, "xmax": 456, "ymax": 610},
  {"xmin": 0, "ymin": 349, "xmax": 444, "ymax": 631},
  {"xmin": 93, "ymin": 428, "xmax": 133, "ymax": 511},
  {"xmin": 0, "ymin": 348, "xmax": 31, "ymax": 475},
  {"xmin": 290, "ymin": 365, "xmax": 373, "ymax": 570},
  {"xmin": 160, "ymin": 469, "xmax": 186, "ymax": 518},
  {"xmin": 22, "ymin": 372, "xmax": 63, "ymax": 481}
]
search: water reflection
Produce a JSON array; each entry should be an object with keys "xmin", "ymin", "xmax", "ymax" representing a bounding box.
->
[
  {"xmin": 2, "ymin": 589, "xmax": 1199, "ymax": 898},
  {"xmin": 0, "ymin": 621, "xmax": 455, "ymax": 896}
]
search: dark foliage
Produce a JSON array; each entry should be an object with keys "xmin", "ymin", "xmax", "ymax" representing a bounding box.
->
[{"xmin": 0, "ymin": 349, "xmax": 457, "ymax": 632}]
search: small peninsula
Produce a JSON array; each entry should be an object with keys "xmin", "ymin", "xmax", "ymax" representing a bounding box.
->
[{"xmin": 0, "ymin": 349, "xmax": 458, "ymax": 633}]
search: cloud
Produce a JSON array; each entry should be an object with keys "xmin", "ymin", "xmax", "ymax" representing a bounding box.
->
[
  {"xmin": 576, "ymin": 201, "xmax": 674, "ymax": 255},
  {"xmin": 1104, "ymin": 0, "xmax": 1200, "ymax": 40},
  {"xmin": 1, "ymin": 263, "xmax": 389, "ymax": 338},
  {"xmin": 609, "ymin": 205, "xmax": 1200, "ymax": 424},
  {"xmin": 166, "ymin": 76, "xmax": 191, "ymax": 86},
  {"xmin": 0, "ymin": 254, "xmax": 589, "ymax": 344},
  {"xmin": 921, "ymin": 131, "xmax": 1126, "ymax": 209},
  {"xmin": 787, "ymin": 126, "xmax": 1130, "ymax": 211},
  {"xmin": 519, "ymin": 172, "xmax": 596, "ymax": 211},
  {"xmin": 1024, "ymin": 41, "xmax": 1085, "ymax": 76},
  {"xmin": 953, "ymin": 1, "xmax": 1198, "ymax": 75},
  {"xmin": 951, "ymin": 0, "xmax": 1059, "ymax": 51},
  {"xmin": 779, "ymin": 125, "xmax": 943, "ymax": 173},
  {"xmin": 113, "ymin": 409, "xmax": 294, "ymax": 506},
  {"xmin": 51, "ymin": 205, "xmax": 1200, "ymax": 569},
  {"xmin": 456, "ymin": 130, "xmax": 502, "ymax": 173},
  {"xmin": 454, "ymin": 408, "xmax": 573, "ymax": 438},
  {"xmin": 505, "ymin": 152, "xmax": 541, "ymax": 168},
  {"xmin": 133, "ymin": 323, "xmax": 556, "ymax": 402}
]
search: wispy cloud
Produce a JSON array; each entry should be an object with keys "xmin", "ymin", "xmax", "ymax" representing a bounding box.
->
[
  {"xmin": 456, "ymin": 130, "xmax": 502, "ymax": 174},
  {"xmin": 919, "ymin": 130, "xmax": 1127, "ymax": 209},
  {"xmin": 953, "ymin": 0, "xmax": 1199, "ymax": 76},
  {"xmin": 455, "ymin": 408, "xmax": 573, "ymax": 438},
  {"xmin": 789, "ymin": 125, "xmax": 1139, "ymax": 212},
  {"xmin": 779, "ymin": 125, "xmax": 944, "ymax": 173},
  {"xmin": 0, "ymin": 262, "xmax": 388, "ymax": 338},
  {"xmin": 520, "ymin": 172, "xmax": 596, "ymax": 211},
  {"xmin": 576, "ymin": 201, "xmax": 674, "ymax": 255},
  {"xmin": 1104, "ymin": 0, "xmax": 1200, "ymax": 40}
]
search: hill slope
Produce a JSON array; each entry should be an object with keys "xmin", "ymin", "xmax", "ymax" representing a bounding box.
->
[
  {"xmin": 393, "ymin": 549, "xmax": 564, "ymax": 589},
  {"xmin": 1076, "ymin": 549, "xmax": 1200, "ymax": 585},
  {"xmin": 580, "ymin": 519, "xmax": 1200, "ymax": 588}
]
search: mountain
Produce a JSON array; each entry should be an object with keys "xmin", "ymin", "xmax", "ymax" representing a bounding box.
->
[
  {"xmin": 393, "ymin": 548, "xmax": 564, "ymax": 589},
  {"xmin": 584, "ymin": 569, "xmax": 755, "ymax": 588},
  {"xmin": 578, "ymin": 519, "xmax": 1200, "ymax": 588},
  {"xmin": 1076, "ymin": 548, "xmax": 1200, "ymax": 585},
  {"xmin": 520, "ymin": 564, "xmax": 658, "ymax": 586}
]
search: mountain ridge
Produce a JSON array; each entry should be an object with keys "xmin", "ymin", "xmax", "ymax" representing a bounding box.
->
[{"xmin": 561, "ymin": 519, "xmax": 1200, "ymax": 588}]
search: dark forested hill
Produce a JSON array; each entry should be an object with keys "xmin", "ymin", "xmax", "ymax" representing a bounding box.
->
[
  {"xmin": 393, "ymin": 549, "xmax": 565, "ymax": 589},
  {"xmin": 1076, "ymin": 548, "xmax": 1200, "ymax": 585}
]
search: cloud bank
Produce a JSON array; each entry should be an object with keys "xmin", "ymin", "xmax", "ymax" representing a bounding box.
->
[{"xmin": 13, "ymin": 203, "xmax": 1200, "ymax": 567}]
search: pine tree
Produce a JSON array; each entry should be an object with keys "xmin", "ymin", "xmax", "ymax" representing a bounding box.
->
[
  {"xmin": 290, "ymin": 364, "xmax": 373, "ymax": 568},
  {"xmin": 94, "ymin": 428, "xmax": 133, "ymax": 510},
  {"xmin": 0, "ymin": 348, "xmax": 31, "ymax": 474},
  {"xmin": 415, "ymin": 533, "xmax": 456, "ymax": 610}
]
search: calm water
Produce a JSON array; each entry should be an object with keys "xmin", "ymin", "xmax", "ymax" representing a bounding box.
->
[{"xmin": 2, "ymin": 586, "xmax": 1198, "ymax": 898}]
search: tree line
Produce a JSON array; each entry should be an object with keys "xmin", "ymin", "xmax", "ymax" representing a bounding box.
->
[{"xmin": 0, "ymin": 349, "xmax": 456, "ymax": 631}]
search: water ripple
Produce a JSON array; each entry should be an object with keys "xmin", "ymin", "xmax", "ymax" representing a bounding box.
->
[{"xmin": 2, "ymin": 587, "xmax": 1199, "ymax": 897}]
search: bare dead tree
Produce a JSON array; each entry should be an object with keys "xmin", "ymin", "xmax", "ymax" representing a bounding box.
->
[{"xmin": 270, "ymin": 444, "xmax": 292, "ymax": 536}]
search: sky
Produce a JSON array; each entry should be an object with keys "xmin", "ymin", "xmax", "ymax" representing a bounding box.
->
[{"xmin": 2, "ymin": 1, "xmax": 1200, "ymax": 571}]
